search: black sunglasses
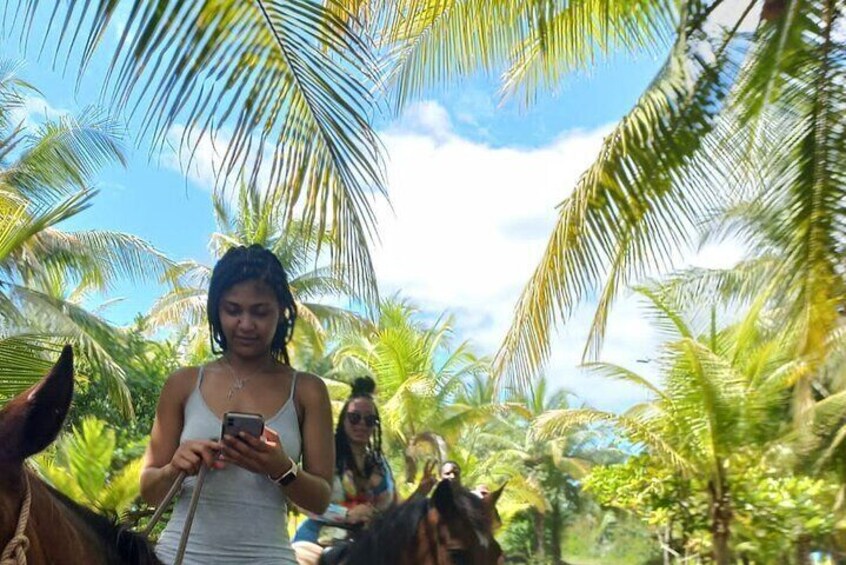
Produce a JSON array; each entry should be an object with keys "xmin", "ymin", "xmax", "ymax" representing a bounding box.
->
[{"xmin": 346, "ymin": 412, "xmax": 379, "ymax": 427}]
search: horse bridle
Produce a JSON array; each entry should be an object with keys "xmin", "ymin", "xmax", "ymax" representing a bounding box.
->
[
  {"xmin": 447, "ymin": 548, "xmax": 471, "ymax": 565},
  {"xmin": 1, "ymin": 473, "xmax": 31, "ymax": 565}
]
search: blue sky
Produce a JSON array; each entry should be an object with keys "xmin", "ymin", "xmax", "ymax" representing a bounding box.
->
[{"xmin": 1, "ymin": 8, "xmax": 707, "ymax": 411}]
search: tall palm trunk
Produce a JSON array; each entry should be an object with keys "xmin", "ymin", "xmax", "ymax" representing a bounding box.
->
[
  {"xmin": 708, "ymin": 467, "xmax": 732, "ymax": 565},
  {"xmin": 532, "ymin": 509, "xmax": 546, "ymax": 561},
  {"xmin": 550, "ymin": 489, "xmax": 562, "ymax": 565}
]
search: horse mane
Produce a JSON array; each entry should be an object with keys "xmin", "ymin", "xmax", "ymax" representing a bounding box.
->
[{"xmin": 28, "ymin": 469, "xmax": 161, "ymax": 565}]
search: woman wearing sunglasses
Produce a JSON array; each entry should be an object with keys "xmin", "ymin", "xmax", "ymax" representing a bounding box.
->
[{"xmin": 292, "ymin": 376, "xmax": 433, "ymax": 564}]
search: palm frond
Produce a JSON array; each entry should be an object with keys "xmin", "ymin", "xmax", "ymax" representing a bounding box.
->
[
  {"xmin": 12, "ymin": 285, "xmax": 133, "ymax": 418},
  {"xmin": 634, "ymin": 284, "xmax": 695, "ymax": 341},
  {"xmin": 289, "ymin": 267, "xmax": 353, "ymax": 301},
  {"xmin": 0, "ymin": 190, "xmax": 94, "ymax": 266},
  {"xmin": 4, "ymin": 107, "xmax": 126, "ymax": 206},
  {"xmin": 0, "ymin": 334, "xmax": 61, "ymax": 402},
  {"xmin": 380, "ymin": 0, "xmax": 675, "ymax": 110},
  {"xmin": 493, "ymin": 15, "xmax": 737, "ymax": 391},
  {"xmin": 301, "ymin": 302, "xmax": 372, "ymax": 337},
  {"xmin": 658, "ymin": 257, "xmax": 781, "ymax": 312},
  {"xmin": 582, "ymin": 361, "xmax": 668, "ymax": 401},
  {"xmin": 533, "ymin": 407, "xmax": 692, "ymax": 472},
  {"xmin": 147, "ymin": 286, "xmax": 208, "ymax": 329},
  {"xmin": 22, "ymin": 228, "xmax": 172, "ymax": 291},
  {"xmin": 501, "ymin": 0, "xmax": 676, "ymax": 106},
  {"xmin": 0, "ymin": 59, "xmax": 37, "ymax": 132},
  {"xmin": 379, "ymin": 0, "xmax": 517, "ymax": 111},
  {"xmin": 13, "ymin": 0, "xmax": 387, "ymax": 307}
]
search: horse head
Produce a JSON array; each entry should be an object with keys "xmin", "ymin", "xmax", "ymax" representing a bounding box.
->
[
  {"xmin": 427, "ymin": 479, "xmax": 504, "ymax": 565},
  {"xmin": 322, "ymin": 479, "xmax": 505, "ymax": 565},
  {"xmin": 0, "ymin": 346, "xmax": 160, "ymax": 565},
  {"xmin": 0, "ymin": 346, "xmax": 74, "ymax": 548},
  {"xmin": 0, "ymin": 345, "xmax": 74, "ymax": 466}
]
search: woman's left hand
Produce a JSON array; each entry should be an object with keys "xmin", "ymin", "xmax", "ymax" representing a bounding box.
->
[{"xmin": 221, "ymin": 427, "xmax": 290, "ymax": 477}]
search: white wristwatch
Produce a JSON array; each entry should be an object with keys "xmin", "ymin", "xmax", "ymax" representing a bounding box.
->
[{"xmin": 269, "ymin": 457, "xmax": 299, "ymax": 486}]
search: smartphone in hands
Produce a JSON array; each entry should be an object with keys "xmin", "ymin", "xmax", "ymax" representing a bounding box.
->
[{"xmin": 221, "ymin": 411, "xmax": 265, "ymax": 440}]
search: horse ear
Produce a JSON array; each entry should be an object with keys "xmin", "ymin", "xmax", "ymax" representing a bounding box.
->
[
  {"xmin": 0, "ymin": 345, "xmax": 74, "ymax": 464},
  {"xmin": 486, "ymin": 482, "xmax": 506, "ymax": 507},
  {"xmin": 431, "ymin": 479, "xmax": 458, "ymax": 517}
]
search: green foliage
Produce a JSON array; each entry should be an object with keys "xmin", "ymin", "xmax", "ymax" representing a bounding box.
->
[
  {"xmin": 545, "ymin": 285, "xmax": 846, "ymax": 560},
  {"xmin": 498, "ymin": 510, "xmax": 538, "ymax": 562},
  {"xmin": 70, "ymin": 318, "xmax": 180, "ymax": 455},
  {"xmin": 730, "ymin": 453, "xmax": 840, "ymax": 560},
  {"xmin": 35, "ymin": 416, "xmax": 144, "ymax": 519},
  {"xmin": 585, "ymin": 455, "xmax": 710, "ymax": 546},
  {"xmin": 561, "ymin": 511, "xmax": 661, "ymax": 564},
  {"xmin": 586, "ymin": 449, "xmax": 843, "ymax": 560}
]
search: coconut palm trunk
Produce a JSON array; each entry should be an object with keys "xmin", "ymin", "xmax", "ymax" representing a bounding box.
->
[
  {"xmin": 532, "ymin": 509, "xmax": 546, "ymax": 561},
  {"xmin": 709, "ymin": 464, "xmax": 732, "ymax": 565},
  {"xmin": 550, "ymin": 488, "xmax": 563, "ymax": 565}
]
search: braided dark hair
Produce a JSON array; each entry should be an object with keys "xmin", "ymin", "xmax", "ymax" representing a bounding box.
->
[
  {"xmin": 207, "ymin": 244, "xmax": 297, "ymax": 364},
  {"xmin": 335, "ymin": 376, "xmax": 385, "ymax": 479}
]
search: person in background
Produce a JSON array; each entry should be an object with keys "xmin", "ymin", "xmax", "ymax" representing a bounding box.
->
[
  {"xmin": 439, "ymin": 460, "xmax": 461, "ymax": 485},
  {"xmin": 292, "ymin": 376, "xmax": 435, "ymax": 564}
]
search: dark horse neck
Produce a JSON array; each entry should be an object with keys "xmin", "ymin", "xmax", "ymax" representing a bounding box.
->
[{"xmin": 21, "ymin": 470, "xmax": 161, "ymax": 565}]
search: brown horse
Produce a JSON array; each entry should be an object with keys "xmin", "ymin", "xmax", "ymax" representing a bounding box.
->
[
  {"xmin": 0, "ymin": 346, "xmax": 160, "ymax": 565},
  {"xmin": 320, "ymin": 479, "xmax": 505, "ymax": 565}
]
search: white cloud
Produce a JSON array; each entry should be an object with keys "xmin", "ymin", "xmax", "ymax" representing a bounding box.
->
[
  {"xmin": 691, "ymin": 241, "xmax": 746, "ymax": 270},
  {"xmin": 389, "ymin": 100, "xmax": 454, "ymax": 141},
  {"xmin": 10, "ymin": 95, "xmax": 68, "ymax": 129},
  {"xmin": 373, "ymin": 102, "xmax": 667, "ymax": 411},
  {"xmin": 163, "ymin": 124, "xmax": 223, "ymax": 190},
  {"xmin": 708, "ymin": 0, "xmax": 762, "ymax": 33},
  {"xmin": 376, "ymin": 106, "xmax": 609, "ymax": 308}
]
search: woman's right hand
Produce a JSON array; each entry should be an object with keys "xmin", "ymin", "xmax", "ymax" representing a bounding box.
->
[
  {"xmin": 170, "ymin": 439, "xmax": 223, "ymax": 476},
  {"xmin": 346, "ymin": 503, "xmax": 375, "ymax": 525}
]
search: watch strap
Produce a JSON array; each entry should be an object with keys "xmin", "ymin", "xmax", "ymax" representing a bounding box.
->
[{"xmin": 269, "ymin": 457, "xmax": 298, "ymax": 486}]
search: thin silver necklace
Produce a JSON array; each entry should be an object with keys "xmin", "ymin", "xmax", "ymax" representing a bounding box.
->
[{"xmin": 224, "ymin": 357, "xmax": 271, "ymax": 401}]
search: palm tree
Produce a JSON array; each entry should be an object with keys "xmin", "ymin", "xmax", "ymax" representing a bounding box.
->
[
  {"xmin": 498, "ymin": 378, "xmax": 602, "ymax": 564},
  {"xmin": 435, "ymin": 373, "xmax": 614, "ymax": 563},
  {"xmin": 535, "ymin": 285, "xmax": 799, "ymax": 563},
  {"xmin": 9, "ymin": 0, "xmax": 388, "ymax": 308},
  {"xmin": 347, "ymin": 1, "xmax": 845, "ymax": 401},
  {"xmin": 0, "ymin": 62, "xmax": 172, "ymax": 416},
  {"xmin": 436, "ymin": 371, "xmax": 505, "ymax": 443},
  {"xmin": 149, "ymin": 181, "xmax": 368, "ymax": 365}
]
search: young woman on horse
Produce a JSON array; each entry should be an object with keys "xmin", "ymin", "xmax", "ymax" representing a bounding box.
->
[
  {"xmin": 140, "ymin": 244, "xmax": 335, "ymax": 565},
  {"xmin": 291, "ymin": 376, "xmax": 435, "ymax": 565}
]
